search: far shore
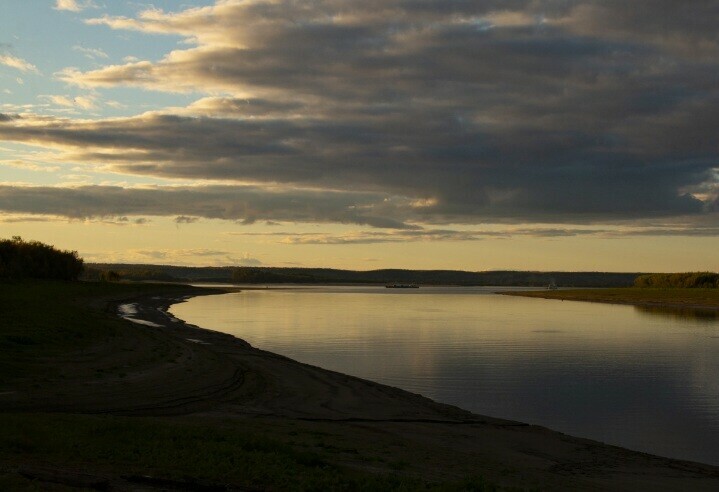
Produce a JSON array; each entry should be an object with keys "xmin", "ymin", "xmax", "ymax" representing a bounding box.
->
[
  {"xmin": 501, "ymin": 287, "xmax": 719, "ymax": 310},
  {"xmin": 3, "ymin": 281, "xmax": 719, "ymax": 490}
]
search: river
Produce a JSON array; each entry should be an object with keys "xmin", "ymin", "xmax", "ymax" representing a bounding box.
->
[{"xmin": 170, "ymin": 286, "xmax": 719, "ymax": 465}]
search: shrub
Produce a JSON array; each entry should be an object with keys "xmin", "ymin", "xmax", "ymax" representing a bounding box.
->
[
  {"xmin": 0, "ymin": 237, "xmax": 84, "ymax": 281},
  {"xmin": 634, "ymin": 272, "xmax": 719, "ymax": 288}
]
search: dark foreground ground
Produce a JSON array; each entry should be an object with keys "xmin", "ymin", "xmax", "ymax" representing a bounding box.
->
[{"xmin": 2, "ymin": 281, "xmax": 719, "ymax": 491}]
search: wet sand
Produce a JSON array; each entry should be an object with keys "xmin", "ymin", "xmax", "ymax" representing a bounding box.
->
[{"xmin": 5, "ymin": 286, "xmax": 719, "ymax": 490}]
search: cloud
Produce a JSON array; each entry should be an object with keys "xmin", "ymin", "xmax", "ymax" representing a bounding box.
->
[
  {"xmin": 73, "ymin": 46, "xmax": 109, "ymax": 60},
  {"xmin": 0, "ymin": 54, "xmax": 38, "ymax": 73},
  {"xmin": 232, "ymin": 252, "xmax": 262, "ymax": 266},
  {"xmin": 174, "ymin": 215, "xmax": 198, "ymax": 224},
  {"xmin": 0, "ymin": 214, "xmax": 58, "ymax": 224},
  {"xmin": 229, "ymin": 223, "xmax": 719, "ymax": 244},
  {"xmin": 55, "ymin": 0, "xmax": 95, "ymax": 12},
  {"xmin": 1, "ymin": 160, "xmax": 61, "ymax": 173},
  {"xmin": 85, "ymin": 247, "xmax": 262, "ymax": 266},
  {"xmin": 43, "ymin": 94, "xmax": 97, "ymax": 110},
  {"xmin": 1, "ymin": 1, "xmax": 718, "ymax": 228},
  {"xmin": 0, "ymin": 184, "xmax": 418, "ymax": 229},
  {"xmin": 229, "ymin": 227, "xmax": 602, "ymax": 245},
  {"xmin": 1, "ymin": 104, "xmax": 714, "ymax": 224}
]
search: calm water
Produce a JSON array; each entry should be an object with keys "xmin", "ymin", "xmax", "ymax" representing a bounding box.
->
[{"xmin": 171, "ymin": 286, "xmax": 719, "ymax": 465}]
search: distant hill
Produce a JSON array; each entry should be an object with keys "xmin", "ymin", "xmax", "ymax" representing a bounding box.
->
[{"xmin": 86, "ymin": 263, "xmax": 642, "ymax": 287}]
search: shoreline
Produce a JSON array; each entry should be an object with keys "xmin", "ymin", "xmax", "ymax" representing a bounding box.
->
[
  {"xmin": 116, "ymin": 286, "xmax": 719, "ymax": 490},
  {"xmin": 501, "ymin": 288, "xmax": 719, "ymax": 311},
  {"xmin": 113, "ymin": 287, "xmax": 487, "ymax": 422},
  {"xmin": 4, "ymin": 281, "xmax": 718, "ymax": 490}
]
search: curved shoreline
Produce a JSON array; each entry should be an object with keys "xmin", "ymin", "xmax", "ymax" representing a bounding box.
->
[
  {"xmin": 105, "ymin": 286, "xmax": 719, "ymax": 490},
  {"xmin": 114, "ymin": 288, "xmax": 490, "ymax": 423}
]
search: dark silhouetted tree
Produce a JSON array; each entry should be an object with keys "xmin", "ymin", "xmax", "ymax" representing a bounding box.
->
[{"xmin": 0, "ymin": 237, "xmax": 84, "ymax": 280}]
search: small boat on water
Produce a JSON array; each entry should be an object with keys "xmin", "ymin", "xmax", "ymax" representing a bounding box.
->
[
  {"xmin": 547, "ymin": 280, "xmax": 558, "ymax": 290},
  {"xmin": 386, "ymin": 284, "xmax": 419, "ymax": 289}
]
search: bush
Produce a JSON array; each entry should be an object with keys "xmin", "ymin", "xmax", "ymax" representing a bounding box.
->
[
  {"xmin": 634, "ymin": 272, "xmax": 719, "ymax": 288},
  {"xmin": 100, "ymin": 270, "xmax": 121, "ymax": 282},
  {"xmin": 0, "ymin": 237, "xmax": 83, "ymax": 281}
]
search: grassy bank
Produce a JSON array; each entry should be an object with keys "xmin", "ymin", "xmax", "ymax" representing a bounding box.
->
[
  {"xmin": 502, "ymin": 288, "xmax": 719, "ymax": 309},
  {"xmin": 3, "ymin": 413, "xmax": 497, "ymax": 491},
  {"xmin": 0, "ymin": 280, "xmax": 203, "ymax": 384}
]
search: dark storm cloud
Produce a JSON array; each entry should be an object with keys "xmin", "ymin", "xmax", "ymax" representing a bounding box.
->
[{"xmin": 1, "ymin": 0, "xmax": 718, "ymax": 227}]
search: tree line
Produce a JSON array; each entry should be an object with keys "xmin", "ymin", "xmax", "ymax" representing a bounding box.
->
[
  {"xmin": 0, "ymin": 237, "xmax": 84, "ymax": 281},
  {"xmin": 228, "ymin": 267, "xmax": 641, "ymax": 286},
  {"xmin": 634, "ymin": 272, "xmax": 719, "ymax": 288}
]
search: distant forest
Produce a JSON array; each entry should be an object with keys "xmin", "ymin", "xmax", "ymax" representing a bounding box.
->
[
  {"xmin": 0, "ymin": 237, "xmax": 83, "ymax": 280},
  {"xmin": 87, "ymin": 263, "xmax": 642, "ymax": 287}
]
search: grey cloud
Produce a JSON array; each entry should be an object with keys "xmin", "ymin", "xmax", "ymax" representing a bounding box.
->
[
  {"xmin": 228, "ymin": 227, "xmax": 602, "ymax": 244},
  {"xmin": 1, "ymin": 1, "xmax": 718, "ymax": 226},
  {"xmin": 230, "ymin": 223, "xmax": 719, "ymax": 244},
  {"xmin": 184, "ymin": 249, "xmax": 230, "ymax": 257},
  {"xmin": 1, "ymin": 108, "xmax": 715, "ymax": 223},
  {"xmin": 174, "ymin": 215, "xmax": 199, "ymax": 224},
  {"xmin": 604, "ymin": 227, "xmax": 719, "ymax": 238},
  {"xmin": 228, "ymin": 223, "xmax": 719, "ymax": 245},
  {"xmin": 0, "ymin": 184, "xmax": 418, "ymax": 229},
  {"xmin": 556, "ymin": 1, "xmax": 719, "ymax": 57}
]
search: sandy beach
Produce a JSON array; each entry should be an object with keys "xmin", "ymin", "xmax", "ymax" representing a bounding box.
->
[{"xmin": 3, "ymin": 285, "xmax": 719, "ymax": 490}]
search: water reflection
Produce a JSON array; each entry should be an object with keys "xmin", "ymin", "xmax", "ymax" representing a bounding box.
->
[
  {"xmin": 634, "ymin": 304, "xmax": 719, "ymax": 322},
  {"xmin": 171, "ymin": 286, "xmax": 719, "ymax": 466}
]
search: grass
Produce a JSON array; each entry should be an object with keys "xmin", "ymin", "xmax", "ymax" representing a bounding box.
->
[
  {"xmin": 503, "ymin": 288, "xmax": 719, "ymax": 309},
  {"xmin": 0, "ymin": 414, "xmax": 425, "ymax": 491},
  {"xmin": 0, "ymin": 413, "xmax": 508, "ymax": 491},
  {"xmin": 0, "ymin": 280, "xmax": 191, "ymax": 382},
  {"xmin": 0, "ymin": 280, "xmax": 190, "ymax": 349}
]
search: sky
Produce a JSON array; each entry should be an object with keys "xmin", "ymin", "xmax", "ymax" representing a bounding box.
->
[{"xmin": 0, "ymin": 0, "xmax": 717, "ymax": 271}]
